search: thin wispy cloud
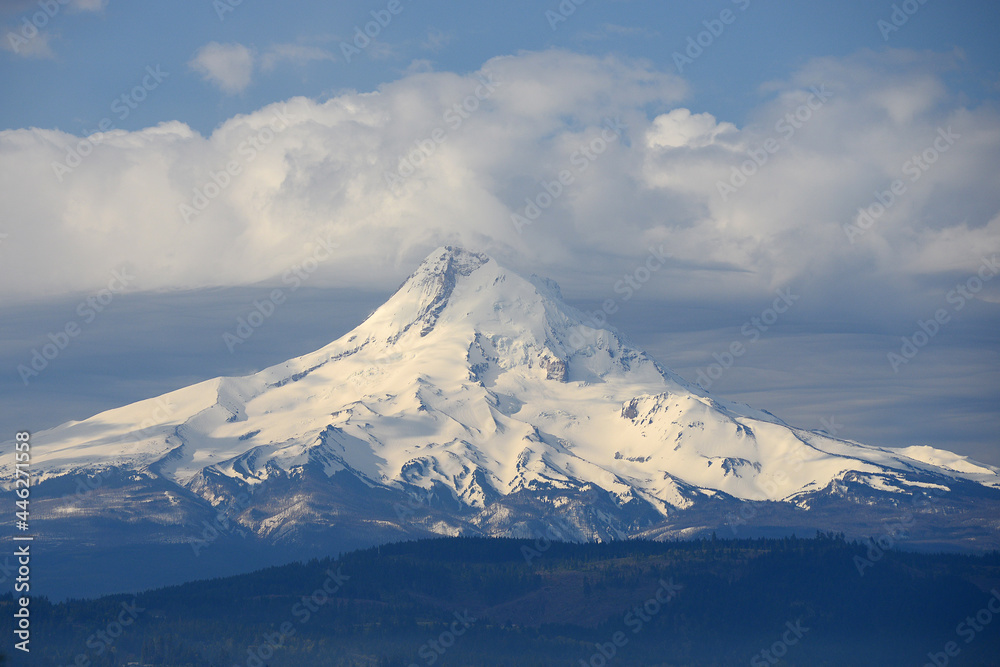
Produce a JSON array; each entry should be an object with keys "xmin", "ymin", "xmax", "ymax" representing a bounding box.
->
[
  {"xmin": 0, "ymin": 0, "xmax": 105, "ymax": 59},
  {"xmin": 421, "ymin": 28, "xmax": 452, "ymax": 52},
  {"xmin": 1, "ymin": 27, "xmax": 53, "ymax": 58},
  {"xmin": 260, "ymin": 43, "xmax": 336, "ymax": 72},
  {"xmin": 579, "ymin": 23, "xmax": 660, "ymax": 40},
  {"xmin": 67, "ymin": 0, "xmax": 107, "ymax": 11}
]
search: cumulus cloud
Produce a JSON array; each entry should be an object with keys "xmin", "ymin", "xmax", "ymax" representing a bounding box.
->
[
  {"xmin": 646, "ymin": 109, "xmax": 736, "ymax": 149},
  {"xmin": 0, "ymin": 48, "xmax": 998, "ymax": 326},
  {"xmin": 189, "ymin": 42, "xmax": 255, "ymax": 94}
]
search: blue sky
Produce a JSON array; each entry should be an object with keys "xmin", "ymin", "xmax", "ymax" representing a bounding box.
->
[
  {"xmin": 2, "ymin": 0, "xmax": 998, "ymax": 135},
  {"xmin": 1, "ymin": 0, "xmax": 998, "ymax": 464}
]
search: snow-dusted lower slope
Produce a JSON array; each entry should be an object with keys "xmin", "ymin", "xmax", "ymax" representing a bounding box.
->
[{"xmin": 3, "ymin": 247, "xmax": 999, "ymax": 596}]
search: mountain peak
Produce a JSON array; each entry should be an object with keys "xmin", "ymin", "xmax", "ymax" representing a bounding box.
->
[
  {"xmin": 366, "ymin": 246, "xmax": 499, "ymax": 343},
  {"xmin": 8, "ymin": 244, "xmax": 1000, "ymax": 597},
  {"xmin": 412, "ymin": 245, "xmax": 492, "ymax": 280}
]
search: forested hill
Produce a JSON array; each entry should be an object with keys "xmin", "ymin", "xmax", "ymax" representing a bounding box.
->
[{"xmin": 7, "ymin": 534, "xmax": 1000, "ymax": 666}]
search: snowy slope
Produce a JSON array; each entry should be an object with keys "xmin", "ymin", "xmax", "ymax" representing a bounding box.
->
[{"xmin": 6, "ymin": 246, "xmax": 998, "ymax": 519}]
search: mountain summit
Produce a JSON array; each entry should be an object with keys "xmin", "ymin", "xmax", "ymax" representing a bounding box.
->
[{"xmin": 6, "ymin": 246, "xmax": 1000, "ymax": 597}]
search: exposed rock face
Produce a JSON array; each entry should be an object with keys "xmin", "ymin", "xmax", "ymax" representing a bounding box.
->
[{"xmin": 6, "ymin": 245, "xmax": 1000, "ymax": 598}]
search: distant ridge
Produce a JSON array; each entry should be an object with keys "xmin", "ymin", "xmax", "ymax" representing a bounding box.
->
[{"xmin": 4, "ymin": 245, "xmax": 999, "ymax": 597}]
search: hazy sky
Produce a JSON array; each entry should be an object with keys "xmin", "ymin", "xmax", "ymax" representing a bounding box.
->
[{"xmin": 1, "ymin": 1, "xmax": 998, "ymax": 463}]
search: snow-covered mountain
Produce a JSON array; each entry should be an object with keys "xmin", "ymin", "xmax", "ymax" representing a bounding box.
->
[{"xmin": 5, "ymin": 246, "xmax": 999, "ymax": 597}]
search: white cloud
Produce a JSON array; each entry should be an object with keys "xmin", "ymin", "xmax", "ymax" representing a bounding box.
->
[
  {"xmin": 646, "ymin": 109, "xmax": 736, "ymax": 149},
  {"xmin": 67, "ymin": 0, "xmax": 107, "ymax": 11},
  {"xmin": 189, "ymin": 42, "xmax": 255, "ymax": 94},
  {"xmin": 578, "ymin": 23, "xmax": 659, "ymax": 41},
  {"xmin": 0, "ymin": 48, "xmax": 997, "ymax": 322},
  {"xmin": 421, "ymin": 28, "xmax": 451, "ymax": 52},
  {"xmin": 1, "ymin": 0, "xmax": 104, "ymax": 59},
  {"xmin": 0, "ymin": 0, "xmax": 106, "ymax": 11},
  {"xmin": 260, "ymin": 43, "xmax": 335, "ymax": 72},
  {"xmin": 1, "ymin": 28, "xmax": 54, "ymax": 58}
]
